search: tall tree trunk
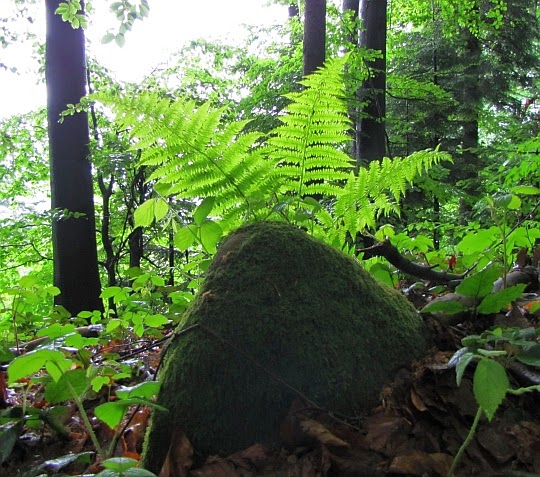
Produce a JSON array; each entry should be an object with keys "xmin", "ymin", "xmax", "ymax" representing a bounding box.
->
[
  {"xmin": 303, "ymin": 0, "xmax": 326, "ymax": 76},
  {"xmin": 358, "ymin": 0, "xmax": 387, "ymax": 163},
  {"xmin": 342, "ymin": 0, "xmax": 360, "ymax": 162},
  {"xmin": 45, "ymin": 0, "xmax": 102, "ymax": 315},
  {"xmin": 458, "ymin": 31, "xmax": 481, "ymax": 217}
]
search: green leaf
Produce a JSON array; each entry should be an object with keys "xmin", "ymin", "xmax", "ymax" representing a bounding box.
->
[
  {"xmin": 455, "ymin": 267, "xmax": 501, "ymax": 299},
  {"xmin": 0, "ymin": 421, "xmax": 23, "ymax": 465},
  {"xmin": 102, "ymin": 457, "xmax": 139, "ymax": 472},
  {"xmin": 115, "ymin": 381, "xmax": 161, "ymax": 400},
  {"xmin": 94, "ymin": 401, "xmax": 128, "ymax": 429},
  {"xmin": 455, "ymin": 352, "xmax": 475, "ymax": 386},
  {"xmin": 102, "ymin": 33, "xmax": 115, "ymax": 44},
  {"xmin": 420, "ymin": 299, "xmax": 468, "ymax": 315},
  {"xmin": 473, "ymin": 359, "xmax": 509, "ymax": 421},
  {"xmin": 0, "ymin": 346, "xmax": 15, "ymax": 363},
  {"xmin": 100, "ymin": 286, "xmax": 122, "ymax": 300},
  {"xmin": 153, "ymin": 198, "xmax": 169, "ymax": 221},
  {"xmin": 200, "ymin": 220, "xmax": 223, "ymax": 253},
  {"xmin": 115, "ymin": 33, "xmax": 126, "ymax": 47},
  {"xmin": 512, "ymin": 185, "xmax": 540, "ymax": 195},
  {"xmin": 145, "ymin": 313, "xmax": 169, "ymax": 328},
  {"xmin": 134, "ymin": 199, "xmax": 155, "ymax": 228},
  {"xmin": 174, "ymin": 226, "xmax": 197, "ymax": 250},
  {"xmin": 44, "ymin": 369, "xmax": 89, "ymax": 403},
  {"xmin": 91, "ymin": 376, "xmax": 112, "ymax": 393},
  {"xmin": 193, "ymin": 197, "xmax": 215, "ymax": 226},
  {"xmin": 477, "ymin": 284, "xmax": 527, "ymax": 314},
  {"xmin": 7, "ymin": 350, "xmax": 64, "ymax": 384},
  {"xmin": 516, "ymin": 344, "xmax": 540, "ymax": 367}
]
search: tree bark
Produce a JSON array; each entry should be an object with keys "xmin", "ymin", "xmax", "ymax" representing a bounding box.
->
[
  {"xmin": 303, "ymin": 0, "xmax": 326, "ymax": 76},
  {"xmin": 358, "ymin": 0, "xmax": 387, "ymax": 163},
  {"xmin": 342, "ymin": 0, "xmax": 360, "ymax": 162},
  {"xmin": 46, "ymin": 0, "xmax": 102, "ymax": 315}
]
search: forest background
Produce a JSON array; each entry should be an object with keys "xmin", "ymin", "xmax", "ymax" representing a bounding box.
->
[{"xmin": 1, "ymin": 0, "xmax": 540, "ymax": 475}]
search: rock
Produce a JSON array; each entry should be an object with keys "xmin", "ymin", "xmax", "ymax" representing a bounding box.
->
[{"xmin": 142, "ymin": 222, "xmax": 429, "ymax": 472}]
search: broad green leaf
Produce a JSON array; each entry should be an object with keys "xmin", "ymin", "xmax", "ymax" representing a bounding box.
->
[
  {"xmin": 174, "ymin": 226, "xmax": 197, "ymax": 250},
  {"xmin": 512, "ymin": 185, "xmax": 540, "ymax": 195},
  {"xmin": 153, "ymin": 198, "xmax": 169, "ymax": 221},
  {"xmin": 115, "ymin": 33, "xmax": 126, "ymax": 47},
  {"xmin": 455, "ymin": 267, "xmax": 501, "ymax": 299},
  {"xmin": 102, "ymin": 457, "xmax": 139, "ymax": 472},
  {"xmin": 454, "ymin": 352, "xmax": 475, "ymax": 386},
  {"xmin": 457, "ymin": 228, "xmax": 499, "ymax": 255},
  {"xmin": 91, "ymin": 376, "xmax": 112, "ymax": 393},
  {"xmin": 36, "ymin": 323, "xmax": 76, "ymax": 339},
  {"xmin": 100, "ymin": 286, "xmax": 122, "ymax": 300},
  {"xmin": 516, "ymin": 344, "xmax": 540, "ymax": 367},
  {"xmin": 18, "ymin": 275, "xmax": 38, "ymax": 288},
  {"xmin": 200, "ymin": 220, "xmax": 223, "ymax": 253},
  {"xmin": 37, "ymin": 452, "xmax": 93, "ymax": 472},
  {"xmin": 101, "ymin": 33, "xmax": 115, "ymax": 44},
  {"xmin": 115, "ymin": 381, "xmax": 161, "ymax": 400},
  {"xmin": 0, "ymin": 421, "xmax": 23, "ymax": 465},
  {"xmin": 0, "ymin": 346, "xmax": 15, "ymax": 363},
  {"xmin": 94, "ymin": 401, "xmax": 127, "ymax": 429},
  {"xmin": 193, "ymin": 197, "xmax": 215, "ymax": 226},
  {"xmin": 145, "ymin": 313, "xmax": 169, "ymax": 328},
  {"xmin": 44, "ymin": 355, "xmax": 73, "ymax": 382},
  {"xmin": 44, "ymin": 369, "xmax": 89, "ymax": 403},
  {"xmin": 473, "ymin": 359, "xmax": 509, "ymax": 421},
  {"xmin": 134, "ymin": 199, "xmax": 155, "ymax": 228},
  {"xmin": 420, "ymin": 299, "xmax": 468, "ymax": 315},
  {"xmin": 7, "ymin": 350, "xmax": 64, "ymax": 384},
  {"xmin": 477, "ymin": 284, "xmax": 526, "ymax": 314}
]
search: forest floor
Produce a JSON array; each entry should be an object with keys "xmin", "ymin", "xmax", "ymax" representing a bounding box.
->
[{"xmin": 1, "ymin": 290, "xmax": 540, "ymax": 477}]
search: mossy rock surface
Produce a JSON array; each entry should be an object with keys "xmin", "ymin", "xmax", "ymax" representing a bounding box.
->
[{"xmin": 143, "ymin": 222, "xmax": 429, "ymax": 472}]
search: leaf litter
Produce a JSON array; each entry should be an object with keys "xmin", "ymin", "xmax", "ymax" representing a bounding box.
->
[{"xmin": 1, "ymin": 291, "xmax": 540, "ymax": 477}]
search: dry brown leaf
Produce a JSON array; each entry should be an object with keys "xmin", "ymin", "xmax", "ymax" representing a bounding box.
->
[
  {"xmin": 410, "ymin": 387, "xmax": 427, "ymax": 412},
  {"xmin": 190, "ymin": 460, "xmax": 240, "ymax": 477},
  {"xmin": 300, "ymin": 419, "xmax": 350, "ymax": 448},
  {"xmin": 123, "ymin": 408, "xmax": 152, "ymax": 453},
  {"xmin": 365, "ymin": 413, "xmax": 412, "ymax": 454},
  {"xmin": 227, "ymin": 444, "xmax": 272, "ymax": 471},
  {"xmin": 388, "ymin": 450, "xmax": 452, "ymax": 476},
  {"xmin": 159, "ymin": 429, "xmax": 193, "ymax": 477}
]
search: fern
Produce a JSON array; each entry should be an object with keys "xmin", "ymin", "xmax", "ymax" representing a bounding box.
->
[
  {"xmin": 94, "ymin": 57, "xmax": 451, "ymax": 255},
  {"xmin": 265, "ymin": 55, "xmax": 353, "ymax": 199},
  {"xmin": 93, "ymin": 92, "xmax": 275, "ymax": 222},
  {"xmin": 331, "ymin": 148, "xmax": 452, "ymax": 244}
]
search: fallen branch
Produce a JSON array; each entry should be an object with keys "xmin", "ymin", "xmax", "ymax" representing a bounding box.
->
[{"xmin": 358, "ymin": 240, "xmax": 464, "ymax": 283}]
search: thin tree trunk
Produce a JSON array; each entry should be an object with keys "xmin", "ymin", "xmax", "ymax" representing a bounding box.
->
[
  {"xmin": 46, "ymin": 0, "xmax": 102, "ymax": 315},
  {"xmin": 342, "ymin": 0, "xmax": 360, "ymax": 162},
  {"xmin": 303, "ymin": 0, "xmax": 326, "ymax": 76},
  {"xmin": 358, "ymin": 0, "xmax": 387, "ymax": 163}
]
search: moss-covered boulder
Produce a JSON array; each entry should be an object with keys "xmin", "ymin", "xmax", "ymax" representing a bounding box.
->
[{"xmin": 143, "ymin": 222, "xmax": 429, "ymax": 472}]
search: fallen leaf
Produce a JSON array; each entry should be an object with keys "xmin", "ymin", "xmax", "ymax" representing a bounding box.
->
[
  {"xmin": 159, "ymin": 429, "xmax": 193, "ymax": 477},
  {"xmin": 300, "ymin": 418, "xmax": 350, "ymax": 448},
  {"xmin": 388, "ymin": 450, "xmax": 452, "ymax": 476}
]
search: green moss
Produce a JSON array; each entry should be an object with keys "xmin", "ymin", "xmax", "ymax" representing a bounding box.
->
[{"xmin": 142, "ymin": 222, "xmax": 429, "ymax": 472}]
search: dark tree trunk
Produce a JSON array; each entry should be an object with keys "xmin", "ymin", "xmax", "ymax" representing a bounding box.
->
[
  {"xmin": 342, "ymin": 0, "xmax": 360, "ymax": 162},
  {"xmin": 128, "ymin": 166, "xmax": 147, "ymax": 268},
  {"xmin": 303, "ymin": 0, "xmax": 326, "ymax": 76},
  {"xmin": 45, "ymin": 0, "xmax": 102, "ymax": 315},
  {"xmin": 358, "ymin": 0, "xmax": 387, "ymax": 163},
  {"xmin": 458, "ymin": 32, "xmax": 481, "ymax": 217}
]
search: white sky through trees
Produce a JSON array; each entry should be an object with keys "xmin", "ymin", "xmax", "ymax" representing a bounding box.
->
[{"xmin": 0, "ymin": 0, "xmax": 286, "ymax": 117}]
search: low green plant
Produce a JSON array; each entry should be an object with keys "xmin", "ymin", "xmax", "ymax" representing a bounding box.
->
[
  {"xmin": 96, "ymin": 457, "xmax": 157, "ymax": 477},
  {"xmin": 447, "ymin": 326, "xmax": 540, "ymax": 476}
]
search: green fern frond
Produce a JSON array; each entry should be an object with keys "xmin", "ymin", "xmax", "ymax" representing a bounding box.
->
[
  {"xmin": 331, "ymin": 148, "xmax": 452, "ymax": 239},
  {"xmin": 94, "ymin": 91, "xmax": 275, "ymax": 220},
  {"xmin": 266, "ymin": 55, "xmax": 353, "ymax": 199}
]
